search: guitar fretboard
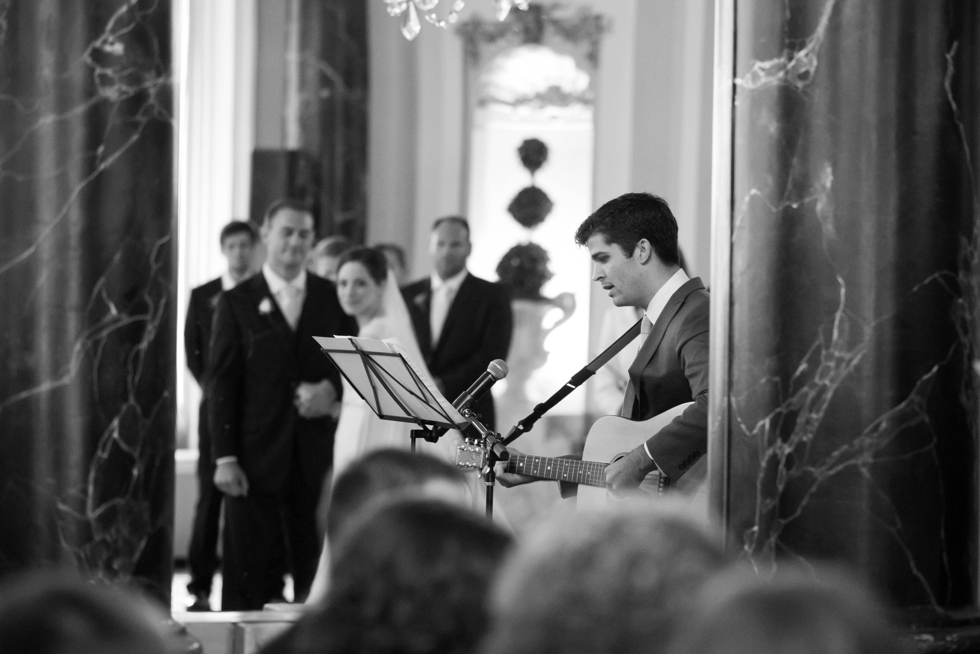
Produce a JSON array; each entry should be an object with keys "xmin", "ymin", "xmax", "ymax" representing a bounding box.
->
[{"xmin": 505, "ymin": 453, "xmax": 608, "ymax": 488}]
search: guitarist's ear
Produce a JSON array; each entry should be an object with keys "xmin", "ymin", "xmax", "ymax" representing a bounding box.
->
[{"xmin": 634, "ymin": 239, "xmax": 653, "ymax": 265}]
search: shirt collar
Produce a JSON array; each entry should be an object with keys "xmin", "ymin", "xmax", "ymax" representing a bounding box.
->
[
  {"xmin": 262, "ymin": 263, "xmax": 307, "ymax": 296},
  {"xmin": 221, "ymin": 272, "xmax": 243, "ymax": 291},
  {"xmin": 645, "ymin": 268, "xmax": 690, "ymax": 326},
  {"xmin": 430, "ymin": 268, "xmax": 468, "ymax": 293}
]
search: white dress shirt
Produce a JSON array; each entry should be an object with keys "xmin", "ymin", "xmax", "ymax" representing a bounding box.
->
[
  {"xmin": 263, "ymin": 264, "xmax": 307, "ymax": 331},
  {"xmin": 429, "ymin": 269, "xmax": 468, "ymax": 347},
  {"xmin": 221, "ymin": 272, "xmax": 240, "ymax": 292}
]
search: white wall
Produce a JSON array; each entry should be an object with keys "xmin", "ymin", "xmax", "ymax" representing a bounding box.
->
[
  {"xmin": 176, "ymin": 0, "xmax": 257, "ymax": 449},
  {"xmin": 364, "ymin": 1, "xmax": 715, "ymax": 414}
]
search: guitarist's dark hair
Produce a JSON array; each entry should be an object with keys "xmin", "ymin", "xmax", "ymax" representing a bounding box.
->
[{"xmin": 575, "ymin": 192, "xmax": 680, "ymax": 266}]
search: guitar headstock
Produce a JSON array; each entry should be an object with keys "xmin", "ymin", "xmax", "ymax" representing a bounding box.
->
[{"xmin": 455, "ymin": 442, "xmax": 487, "ymax": 471}]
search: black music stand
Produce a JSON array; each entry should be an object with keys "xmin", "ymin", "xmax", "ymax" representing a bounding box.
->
[{"xmin": 313, "ymin": 336, "xmax": 467, "ymax": 448}]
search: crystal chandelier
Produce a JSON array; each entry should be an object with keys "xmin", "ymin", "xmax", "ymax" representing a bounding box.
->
[{"xmin": 385, "ymin": 0, "xmax": 529, "ymax": 40}]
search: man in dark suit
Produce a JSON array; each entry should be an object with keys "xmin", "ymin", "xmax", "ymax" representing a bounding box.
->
[
  {"xmin": 403, "ymin": 217, "xmax": 513, "ymax": 430},
  {"xmin": 208, "ymin": 200, "xmax": 358, "ymax": 610},
  {"xmin": 500, "ymin": 192, "xmax": 708, "ymax": 496},
  {"xmin": 183, "ymin": 220, "xmax": 257, "ymax": 611}
]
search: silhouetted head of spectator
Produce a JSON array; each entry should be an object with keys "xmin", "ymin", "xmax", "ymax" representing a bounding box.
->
[
  {"xmin": 319, "ymin": 448, "xmax": 471, "ymax": 542},
  {"xmin": 296, "ymin": 498, "xmax": 512, "ymax": 654},
  {"xmin": 309, "ymin": 235, "xmax": 352, "ymax": 282},
  {"xmin": 375, "ymin": 242, "xmax": 408, "ymax": 285},
  {"xmin": 667, "ymin": 564, "xmax": 913, "ymax": 654},
  {"xmin": 479, "ymin": 501, "xmax": 729, "ymax": 654},
  {"xmin": 0, "ymin": 570, "xmax": 170, "ymax": 654}
]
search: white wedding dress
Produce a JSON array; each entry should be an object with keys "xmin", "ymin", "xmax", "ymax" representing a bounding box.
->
[
  {"xmin": 330, "ymin": 270, "xmax": 458, "ymax": 477},
  {"xmin": 307, "ymin": 271, "xmax": 482, "ymax": 603}
]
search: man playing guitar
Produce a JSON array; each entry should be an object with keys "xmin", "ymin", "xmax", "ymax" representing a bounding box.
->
[{"xmin": 497, "ymin": 192, "xmax": 709, "ymax": 500}]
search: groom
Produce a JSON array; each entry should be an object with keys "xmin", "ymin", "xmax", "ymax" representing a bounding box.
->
[{"xmin": 207, "ymin": 199, "xmax": 357, "ymax": 610}]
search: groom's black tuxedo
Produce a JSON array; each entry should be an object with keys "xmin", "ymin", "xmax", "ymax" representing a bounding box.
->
[
  {"xmin": 403, "ymin": 273, "xmax": 513, "ymax": 430},
  {"xmin": 207, "ymin": 271, "xmax": 356, "ymax": 609}
]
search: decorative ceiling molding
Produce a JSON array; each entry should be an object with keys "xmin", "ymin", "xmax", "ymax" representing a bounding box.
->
[{"xmin": 457, "ymin": 3, "xmax": 608, "ymax": 70}]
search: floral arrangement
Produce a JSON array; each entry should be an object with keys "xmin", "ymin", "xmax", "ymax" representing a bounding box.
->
[
  {"xmin": 517, "ymin": 138, "xmax": 548, "ymax": 175},
  {"xmin": 496, "ymin": 242, "xmax": 553, "ymax": 300},
  {"xmin": 507, "ymin": 186, "xmax": 553, "ymax": 229}
]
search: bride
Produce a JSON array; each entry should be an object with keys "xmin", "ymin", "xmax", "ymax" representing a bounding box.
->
[
  {"xmin": 307, "ymin": 247, "xmax": 466, "ymax": 602},
  {"xmin": 329, "ymin": 246, "xmax": 454, "ymax": 474}
]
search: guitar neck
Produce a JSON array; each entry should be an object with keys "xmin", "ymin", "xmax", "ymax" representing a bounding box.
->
[{"xmin": 505, "ymin": 453, "xmax": 608, "ymax": 488}]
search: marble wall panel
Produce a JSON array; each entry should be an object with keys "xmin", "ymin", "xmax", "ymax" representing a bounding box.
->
[
  {"xmin": 0, "ymin": 0, "xmax": 175, "ymax": 605},
  {"xmin": 297, "ymin": 0, "xmax": 368, "ymax": 241},
  {"xmin": 721, "ymin": 0, "xmax": 980, "ymax": 613}
]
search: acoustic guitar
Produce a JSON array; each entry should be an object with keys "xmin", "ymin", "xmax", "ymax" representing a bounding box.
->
[{"xmin": 502, "ymin": 402, "xmax": 707, "ymax": 509}]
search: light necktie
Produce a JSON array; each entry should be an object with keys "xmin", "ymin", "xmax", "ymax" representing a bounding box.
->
[
  {"xmin": 621, "ymin": 315, "xmax": 654, "ymax": 418},
  {"xmin": 278, "ymin": 284, "xmax": 303, "ymax": 331},
  {"xmin": 430, "ymin": 283, "xmax": 455, "ymax": 347}
]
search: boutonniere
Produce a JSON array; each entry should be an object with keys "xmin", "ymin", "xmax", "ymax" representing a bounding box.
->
[
  {"xmin": 209, "ymin": 293, "xmax": 221, "ymax": 309},
  {"xmin": 258, "ymin": 297, "xmax": 274, "ymax": 315},
  {"xmin": 413, "ymin": 292, "xmax": 427, "ymax": 308}
]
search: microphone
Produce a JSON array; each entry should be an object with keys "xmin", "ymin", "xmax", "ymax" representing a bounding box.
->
[{"xmin": 453, "ymin": 359, "xmax": 508, "ymax": 413}]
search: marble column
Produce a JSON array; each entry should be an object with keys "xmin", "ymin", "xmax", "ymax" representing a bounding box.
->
[
  {"xmin": 0, "ymin": 0, "xmax": 176, "ymax": 606},
  {"xmin": 296, "ymin": 0, "xmax": 368, "ymax": 241},
  {"xmin": 711, "ymin": 0, "xmax": 980, "ymax": 617}
]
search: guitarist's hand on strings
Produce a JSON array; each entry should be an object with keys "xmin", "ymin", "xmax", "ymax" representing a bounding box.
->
[
  {"xmin": 495, "ymin": 448, "xmax": 537, "ymax": 488},
  {"xmin": 605, "ymin": 445, "xmax": 657, "ymax": 497}
]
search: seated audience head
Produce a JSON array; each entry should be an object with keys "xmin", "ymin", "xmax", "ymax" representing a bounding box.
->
[
  {"xmin": 296, "ymin": 498, "xmax": 512, "ymax": 654},
  {"xmin": 335, "ymin": 246, "xmax": 389, "ymax": 325},
  {"xmin": 478, "ymin": 501, "xmax": 729, "ymax": 654},
  {"xmin": 375, "ymin": 242, "xmax": 408, "ymax": 285},
  {"xmin": 309, "ymin": 235, "xmax": 352, "ymax": 281},
  {"xmin": 430, "ymin": 216, "xmax": 471, "ymax": 281},
  {"xmin": 667, "ymin": 564, "xmax": 912, "ymax": 654},
  {"xmin": 320, "ymin": 448, "xmax": 472, "ymax": 543},
  {"xmin": 0, "ymin": 569, "xmax": 170, "ymax": 654},
  {"xmin": 219, "ymin": 220, "xmax": 258, "ymax": 279}
]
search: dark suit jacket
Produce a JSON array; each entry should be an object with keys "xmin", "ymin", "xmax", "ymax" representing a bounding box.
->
[
  {"xmin": 403, "ymin": 273, "xmax": 513, "ymax": 429},
  {"xmin": 184, "ymin": 277, "xmax": 223, "ymax": 386},
  {"xmin": 627, "ymin": 277, "xmax": 710, "ymax": 483},
  {"xmin": 207, "ymin": 272, "xmax": 357, "ymax": 495}
]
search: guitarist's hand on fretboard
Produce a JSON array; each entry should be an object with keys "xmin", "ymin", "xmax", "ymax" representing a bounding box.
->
[
  {"xmin": 495, "ymin": 448, "xmax": 538, "ymax": 488},
  {"xmin": 604, "ymin": 445, "xmax": 659, "ymax": 498}
]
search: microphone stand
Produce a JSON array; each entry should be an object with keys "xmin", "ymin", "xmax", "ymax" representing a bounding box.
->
[
  {"xmin": 456, "ymin": 319, "xmax": 643, "ymax": 519},
  {"xmin": 459, "ymin": 408, "xmax": 508, "ymax": 518},
  {"xmin": 501, "ymin": 317, "xmax": 643, "ymax": 446}
]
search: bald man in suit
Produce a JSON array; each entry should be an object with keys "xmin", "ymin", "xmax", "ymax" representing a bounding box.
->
[{"xmin": 403, "ymin": 217, "xmax": 513, "ymax": 431}]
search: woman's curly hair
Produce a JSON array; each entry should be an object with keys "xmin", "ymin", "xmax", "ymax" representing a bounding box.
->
[{"xmin": 295, "ymin": 498, "xmax": 512, "ymax": 654}]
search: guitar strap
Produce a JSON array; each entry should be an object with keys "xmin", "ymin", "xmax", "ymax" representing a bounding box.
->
[{"xmin": 501, "ymin": 318, "xmax": 643, "ymax": 445}]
